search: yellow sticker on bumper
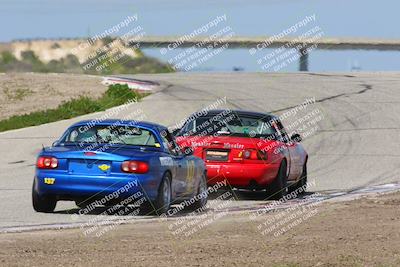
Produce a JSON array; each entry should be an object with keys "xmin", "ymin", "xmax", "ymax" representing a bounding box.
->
[{"xmin": 44, "ymin": 178, "xmax": 55, "ymax": 185}]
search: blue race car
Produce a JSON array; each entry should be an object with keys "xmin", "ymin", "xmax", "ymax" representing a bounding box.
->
[{"xmin": 32, "ymin": 120, "xmax": 207, "ymax": 215}]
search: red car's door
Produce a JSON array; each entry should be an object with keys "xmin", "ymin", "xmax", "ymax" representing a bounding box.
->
[
  {"xmin": 274, "ymin": 121, "xmax": 303, "ymax": 181},
  {"xmin": 286, "ymin": 142, "xmax": 304, "ymax": 181}
]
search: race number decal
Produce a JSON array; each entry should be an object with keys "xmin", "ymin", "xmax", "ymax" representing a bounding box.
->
[
  {"xmin": 44, "ymin": 178, "xmax": 55, "ymax": 185},
  {"xmin": 186, "ymin": 160, "xmax": 195, "ymax": 192}
]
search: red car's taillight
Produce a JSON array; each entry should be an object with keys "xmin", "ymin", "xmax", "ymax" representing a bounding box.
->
[
  {"xmin": 121, "ymin": 161, "xmax": 149, "ymax": 174},
  {"xmin": 243, "ymin": 149, "xmax": 267, "ymax": 160},
  {"xmin": 257, "ymin": 150, "xmax": 268, "ymax": 160},
  {"xmin": 37, "ymin": 156, "xmax": 58, "ymax": 169}
]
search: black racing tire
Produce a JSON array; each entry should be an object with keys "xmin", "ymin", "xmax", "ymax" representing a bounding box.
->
[
  {"xmin": 299, "ymin": 162, "xmax": 308, "ymax": 190},
  {"xmin": 265, "ymin": 160, "xmax": 288, "ymax": 200},
  {"xmin": 288, "ymin": 162, "xmax": 308, "ymax": 194},
  {"xmin": 140, "ymin": 172, "xmax": 172, "ymax": 216},
  {"xmin": 187, "ymin": 172, "xmax": 208, "ymax": 211},
  {"xmin": 32, "ymin": 181, "xmax": 57, "ymax": 213}
]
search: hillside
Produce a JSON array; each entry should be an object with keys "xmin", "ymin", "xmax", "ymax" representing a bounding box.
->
[{"xmin": 0, "ymin": 38, "xmax": 173, "ymax": 74}]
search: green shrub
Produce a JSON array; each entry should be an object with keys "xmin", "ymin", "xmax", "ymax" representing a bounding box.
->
[
  {"xmin": 0, "ymin": 51, "xmax": 17, "ymax": 64},
  {"xmin": 0, "ymin": 84, "xmax": 147, "ymax": 132},
  {"xmin": 21, "ymin": 50, "xmax": 48, "ymax": 72}
]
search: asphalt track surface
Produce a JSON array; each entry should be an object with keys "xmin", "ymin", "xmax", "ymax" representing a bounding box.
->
[{"xmin": 1, "ymin": 72, "xmax": 399, "ymax": 231}]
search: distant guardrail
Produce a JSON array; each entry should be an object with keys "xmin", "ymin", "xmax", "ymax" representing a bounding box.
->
[
  {"xmin": 4, "ymin": 36, "xmax": 400, "ymax": 71},
  {"xmin": 132, "ymin": 36, "xmax": 400, "ymax": 51}
]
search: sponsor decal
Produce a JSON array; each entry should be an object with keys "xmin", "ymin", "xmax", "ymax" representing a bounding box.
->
[
  {"xmin": 160, "ymin": 157, "xmax": 173, "ymax": 166},
  {"xmin": 223, "ymin": 143, "xmax": 244, "ymax": 149}
]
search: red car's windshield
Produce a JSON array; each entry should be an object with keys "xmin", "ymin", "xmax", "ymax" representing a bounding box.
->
[{"xmin": 179, "ymin": 112, "xmax": 277, "ymax": 138}]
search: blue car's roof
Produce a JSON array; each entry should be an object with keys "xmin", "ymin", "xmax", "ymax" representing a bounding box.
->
[{"xmin": 70, "ymin": 119, "xmax": 168, "ymax": 131}]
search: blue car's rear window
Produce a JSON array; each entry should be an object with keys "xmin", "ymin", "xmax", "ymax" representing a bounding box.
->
[{"xmin": 60, "ymin": 125, "xmax": 160, "ymax": 147}]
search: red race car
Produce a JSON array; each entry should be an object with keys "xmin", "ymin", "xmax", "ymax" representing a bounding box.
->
[{"xmin": 175, "ymin": 110, "xmax": 308, "ymax": 199}]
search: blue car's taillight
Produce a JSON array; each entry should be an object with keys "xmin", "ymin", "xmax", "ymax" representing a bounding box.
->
[
  {"xmin": 37, "ymin": 156, "xmax": 58, "ymax": 169},
  {"xmin": 121, "ymin": 160, "xmax": 149, "ymax": 174}
]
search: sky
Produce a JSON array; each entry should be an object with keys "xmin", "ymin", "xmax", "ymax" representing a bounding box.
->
[{"xmin": 1, "ymin": 0, "xmax": 399, "ymax": 71}]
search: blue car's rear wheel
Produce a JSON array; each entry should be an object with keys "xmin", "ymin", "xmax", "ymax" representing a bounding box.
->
[
  {"xmin": 32, "ymin": 181, "xmax": 57, "ymax": 213},
  {"xmin": 141, "ymin": 172, "xmax": 172, "ymax": 215}
]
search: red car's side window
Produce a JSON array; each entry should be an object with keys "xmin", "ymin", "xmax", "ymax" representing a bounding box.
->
[{"xmin": 274, "ymin": 121, "xmax": 290, "ymax": 143}]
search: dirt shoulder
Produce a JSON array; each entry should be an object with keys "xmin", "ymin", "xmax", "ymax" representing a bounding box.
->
[
  {"xmin": 0, "ymin": 192, "xmax": 399, "ymax": 267},
  {"xmin": 0, "ymin": 73, "xmax": 105, "ymax": 120}
]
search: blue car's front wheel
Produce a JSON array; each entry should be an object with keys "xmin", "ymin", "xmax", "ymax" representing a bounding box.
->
[{"xmin": 32, "ymin": 181, "xmax": 57, "ymax": 213}]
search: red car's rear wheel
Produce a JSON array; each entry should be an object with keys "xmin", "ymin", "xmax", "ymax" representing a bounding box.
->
[
  {"xmin": 289, "ymin": 163, "xmax": 308, "ymax": 193},
  {"xmin": 265, "ymin": 160, "xmax": 288, "ymax": 200}
]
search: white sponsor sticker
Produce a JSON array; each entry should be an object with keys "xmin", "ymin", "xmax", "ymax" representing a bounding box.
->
[{"xmin": 160, "ymin": 157, "xmax": 173, "ymax": 166}]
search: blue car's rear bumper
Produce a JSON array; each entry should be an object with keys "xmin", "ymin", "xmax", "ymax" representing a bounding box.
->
[{"xmin": 34, "ymin": 170, "xmax": 160, "ymax": 202}]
